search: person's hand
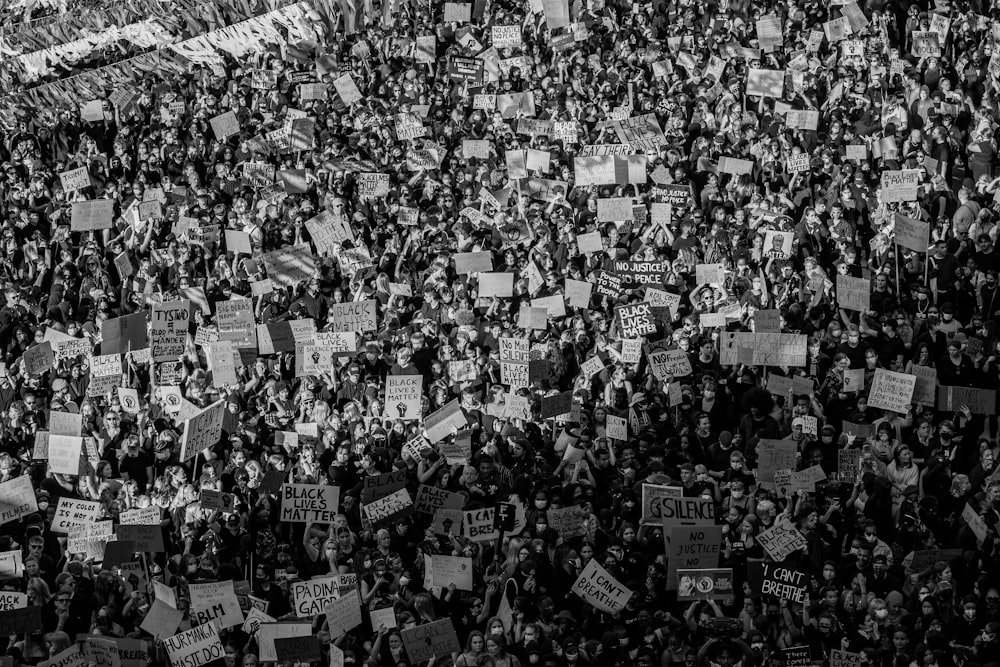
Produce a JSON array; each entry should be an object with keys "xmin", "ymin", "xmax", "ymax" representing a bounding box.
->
[
  {"xmin": 961, "ymin": 405, "xmax": 973, "ymax": 420},
  {"xmin": 856, "ymin": 574, "xmax": 866, "ymax": 586}
]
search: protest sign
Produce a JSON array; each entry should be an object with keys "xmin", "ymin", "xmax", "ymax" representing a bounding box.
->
[
  {"xmin": 401, "ymin": 619, "xmax": 461, "ymax": 663},
  {"xmin": 937, "ymin": 386, "xmax": 997, "ymax": 414},
  {"xmin": 572, "ymin": 560, "xmax": 634, "ymax": 613},
  {"xmin": 260, "ymin": 244, "xmax": 317, "ymax": 289},
  {"xmin": 640, "ymin": 484, "xmax": 683, "ymax": 525},
  {"xmin": 190, "ymin": 581, "xmax": 244, "ymax": 630},
  {"xmin": 424, "ymin": 400, "xmax": 468, "ymax": 444},
  {"xmin": 385, "ymin": 375, "xmax": 423, "ymax": 421},
  {"xmin": 463, "ymin": 507, "xmax": 499, "ymax": 542},
  {"xmin": 867, "ymin": 369, "xmax": 916, "ymax": 413},
  {"xmin": 48, "ymin": 435, "xmax": 83, "ymax": 475},
  {"xmin": 181, "ymin": 400, "xmax": 225, "ymax": 461},
  {"xmin": 880, "ymin": 170, "xmax": 920, "ymax": 202},
  {"xmin": 280, "ymin": 484, "xmax": 339, "ymax": 523},
  {"xmin": 363, "ymin": 487, "xmax": 414, "ymax": 524},
  {"xmin": 658, "ymin": 497, "xmax": 716, "ymax": 531},
  {"xmin": 911, "ymin": 365, "xmax": 936, "ymax": 406},
  {"xmin": 830, "ymin": 651, "xmax": 863, "ymax": 667},
  {"xmin": 615, "ymin": 302, "xmax": 656, "ymax": 338},
  {"xmin": 756, "ymin": 516, "xmax": 809, "ymax": 560},
  {"xmin": 0, "ymin": 476, "xmax": 36, "ymax": 526},
  {"xmin": 361, "ymin": 469, "xmax": 407, "ymax": 504},
  {"xmin": 430, "ymin": 555, "xmax": 474, "ymax": 590},
  {"xmin": 746, "ymin": 68, "xmax": 784, "ymax": 97},
  {"xmin": 677, "ymin": 569, "xmax": 734, "ymax": 600},
  {"xmin": 894, "ymin": 213, "xmax": 930, "ymax": 252},
  {"xmin": 837, "ymin": 275, "xmax": 870, "ymax": 311},
  {"xmin": 665, "ymin": 525, "xmax": 723, "ymax": 590},
  {"xmin": 648, "ymin": 349, "xmax": 693, "ymax": 379},
  {"xmin": 327, "ymin": 300, "xmax": 377, "ymax": 333},
  {"xmin": 720, "ymin": 333, "xmax": 808, "ymax": 366},
  {"xmin": 326, "ymin": 589, "xmax": 363, "ymax": 637},
  {"xmin": 23, "ymin": 342, "xmax": 54, "ymax": 376},
  {"xmin": 163, "ymin": 623, "xmax": 225, "ymax": 667},
  {"xmin": 52, "ymin": 497, "xmax": 101, "ymax": 533},
  {"xmin": 413, "ymin": 486, "xmax": 465, "ymax": 514},
  {"xmin": 290, "ymin": 575, "xmax": 356, "ymax": 618},
  {"xmin": 275, "ymin": 636, "xmax": 321, "ymax": 662},
  {"xmin": 71, "ymin": 199, "xmax": 115, "ymax": 231}
]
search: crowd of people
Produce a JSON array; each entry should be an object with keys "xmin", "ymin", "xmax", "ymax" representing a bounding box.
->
[{"xmin": 0, "ymin": 0, "xmax": 999, "ymax": 665}]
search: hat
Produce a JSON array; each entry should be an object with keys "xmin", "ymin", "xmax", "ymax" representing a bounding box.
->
[
  {"xmin": 526, "ymin": 642, "xmax": 542, "ymax": 655},
  {"xmin": 679, "ymin": 462, "xmax": 695, "ymax": 472},
  {"xmin": 821, "ymin": 424, "xmax": 836, "ymax": 434},
  {"xmin": 872, "ymin": 554, "xmax": 888, "ymax": 565},
  {"xmin": 792, "ymin": 417, "xmax": 804, "ymax": 428},
  {"xmin": 630, "ymin": 392, "xmax": 647, "ymax": 407},
  {"xmin": 52, "ymin": 378, "xmax": 68, "ymax": 392}
]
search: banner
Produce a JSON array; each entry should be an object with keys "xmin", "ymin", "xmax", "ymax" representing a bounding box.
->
[{"xmin": 572, "ymin": 560, "xmax": 633, "ymax": 613}]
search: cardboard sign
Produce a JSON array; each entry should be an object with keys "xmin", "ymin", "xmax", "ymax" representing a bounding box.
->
[
  {"xmin": 430, "ymin": 555, "xmax": 473, "ymax": 590},
  {"xmin": 280, "ymin": 484, "xmax": 339, "ymax": 523},
  {"xmin": 837, "ymin": 275, "xmax": 870, "ymax": 311},
  {"xmin": 423, "ymin": 399, "xmax": 467, "ymax": 444},
  {"xmin": 325, "ymin": 589, "xmax": 363, "ymax": 637},
  {"xmin": 665, "ymin": 525, "xmax": 723, "ymax": 590},
  {"xmin": 52, "ymin": 497, "xmax": 101, "ymax": 534},
  {"xmin": 385, "ymin": 375, "xmax": 423, "ymax": 421},
  {"xmin": 181, "ymin": 400, "xmax": 225, "ymax": 461},
  {"xmin": 720, "ymin": 332, "xmax": 808, "ymax": 367},
  {"xmin": 0, "ymin": 476, "xmax": 36, "ymax": 526},
  {"xmin": 71, "ymin": 199, "xmax": 115, "ymax": 231},
  {"xmin": 48, "ymin": 435, "xmax": 83, "ymax": 475},
  {"xmin": 190, "ymin": 581, "xmax": 244, "ymax": 630},
  {"xmin": 677, "ymin": 568, "xmax": 734, "ymax": 600},
  {"xmin": 413, "ymin": 486, "xmax": 465, "ymax": 514},
  {"xmin": 363, "ymin": 487, "xmax": 415, "ymax": 525},
  {"xmin": 401, "ymin": 619, "xmax": 461, "ymax": 663},
  {"xmin": 163, "ymin": 623, "xmax": 225, "ymax": 667},
  {"xmin": 149, "ymin": 299, "xmax": 191, "ymax": 363},
  {"xmin": 327, "ymin": 300, "xmax": 378, "ymax": 333},
  {"xmin": 909, "ymin": 365, "xmax": 936, "ymax": 406},
  {"xmin": 746, "ymin": 68, "xmax": 784, "ymax": 97},
  {"xmin": 23, "ymin": 342, "xmax": 54, "ymax": 376},
  {"xmin": 756, "ymin": 516, "xmax": 809, "ymax": 560},
  {"xmin": 880, "ymin": 170, "xmax": 920, "ymax": 203},
  {"xmin": 288, "ymin": 575, "xmax": 356, "ymax": 620},
  {"xmin": 547, "ymin": 506, "xmax": 587, "ymax": 538},
  {"xmin": 658, "ymin": 496, "xmax": 716, "ymax": 530},
  {"xmin": 463, "ymin": 507, "xmax": 499, "ymax": 542},
  {"xmin": 894, "ymin": 213, "xmax": 930, "ymax": 252},
  {"xmin": 572, "ymin": 560, "xmax": 633, "ymax": 612},
  {"xmin": 640, "ymin": 484, "xmax": 683, "ymax": 526},
  {"xmin": 275, "ymin": 636, "xmax": 321, "ymax": 662},
  {"xmin": 648, "ymin": 349, "xmax": 693, "ymax": 379},
  {"xmin": 830, "ymin": 650, "xmax": 863, "ymax": 667},
  {"xmin": 867, "ymin": 369, "xmax": 916, "ymax": 414},
  {"xmin": 616, "ymin": 302, "xmax": 656, "ymax": 338},
  {"xmin": 938, "ymin": 386, "xmax": 997, "ymax": 414}
]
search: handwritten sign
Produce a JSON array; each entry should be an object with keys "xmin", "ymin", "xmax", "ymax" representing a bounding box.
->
[{"xmin": 867, "ymin": 369, "xmax": 916, "ymax": 414}]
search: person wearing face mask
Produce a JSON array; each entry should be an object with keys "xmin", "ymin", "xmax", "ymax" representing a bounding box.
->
[{"xmin": 951, "ymin": 597, "xmax": 986, "ymax": 649}]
